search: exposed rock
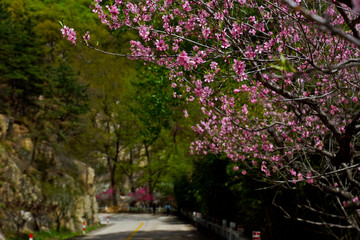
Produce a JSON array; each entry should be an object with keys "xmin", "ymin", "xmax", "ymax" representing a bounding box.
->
[
  {"xmin": 0, "ymin": 115, "xmax": 99, "ymax": 237},
  {"xmin": 72, "ymin": 161, "xmax": 99, "ymax": 229},
  {"xmin": 0, "ymin": 146, "xmax": 40, "ymax": 234},
  {"xmin": 0, "ymin": 114, "xmax": 9, "ymax": 139},
  {"xmin": 0, "ymin": 114, "xmax": 33, "ymax": 152},
  {"xmin": 20, "ymin": 137, "xmax": 33, "ymax": 152}
]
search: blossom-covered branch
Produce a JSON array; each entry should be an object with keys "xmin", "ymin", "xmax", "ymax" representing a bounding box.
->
[{"xmin": 62, "ymin": 0, "xmax": 360, "ymax": 235}]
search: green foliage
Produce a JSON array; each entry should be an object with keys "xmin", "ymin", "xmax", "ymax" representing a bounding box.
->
[
  {"xmin": 130, "ymin": 64, "xmax": 176, "ymax": 143},
  {"xmin": 126, "ymin": 63, "xmax": 199, "ymax": 196},
  {"xmin": 0, "ymin": 1, "xmax": 90, "ymax": 141},
  {"xmin": 9, "ymin": 225, "xmax": 103, "ymax": 240},
  {"xmin": 175, "ymin": 154, "xmax": 255, "ymax": 222},
  {"xmin": 41, "ymin": 63, "xmax": 89, "ymax": 134},
  {"xmin": 0, "ymin": 4, "xmax": 44, "ymax": 116},
  {"xmin": 41, "ymin": 179, "xmax": 82, "ymax": 232}
]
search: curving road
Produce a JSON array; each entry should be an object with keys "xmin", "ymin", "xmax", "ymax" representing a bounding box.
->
[{"xmin": 74, "ymin": 213, "xmax": 208, "ymax": 240}]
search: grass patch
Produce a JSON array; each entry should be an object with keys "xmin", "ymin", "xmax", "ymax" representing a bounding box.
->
[{"xmin": 8, "ymin": 224, "xmax": 104, "ymax": 240}]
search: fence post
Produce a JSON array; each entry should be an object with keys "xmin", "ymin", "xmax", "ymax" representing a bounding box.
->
[
  {"xmin": 229, "ymin": 222, "xmax": 236, "ymax": 240},
  {"xmin": 83, "ymin": 222, "xmax": 86, "ymax": 235},
  {"xmin": 107, "ymin": 216, "xmax": 110, "ymax": 224},
  {"xmin": 252, "ymin": 231, "xmax": 261, "ymax": 240},
  {"xmin": 29, "ymin": 233, "xmax": 33, "ymax": 240}
]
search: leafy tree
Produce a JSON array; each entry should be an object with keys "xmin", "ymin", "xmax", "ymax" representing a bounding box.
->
[
  {"xmin": 0, "ymin": 2, "xmax": 89, "ymax": 151},
  {"xmin": 4, "ymin": 198, "xmax": 32, "ymax": 238},
  {"xmin": 126, "ymin": 63, "xmax": 200, "ymax": 202},
  {"xmin": 129, "ymin": 65, "xmax": 179, "ymax": 195},
  {"xmin": 28, "ymin": 63, "xmax": 89, "ymax": 163},
  {"xmin": 0, "ymin": 3, "xmax": 44, "ymax": 117},
  {"xmin": 42, "ymin": 181, "xmax": 81, "ymax": 232}
]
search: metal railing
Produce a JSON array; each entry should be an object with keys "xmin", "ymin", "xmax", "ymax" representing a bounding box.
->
[{"xmin": 182, "ymin": 211, "xmax": 250, "ymax": 240}]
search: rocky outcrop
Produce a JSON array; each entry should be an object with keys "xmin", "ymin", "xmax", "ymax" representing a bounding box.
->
[
  {"xmin": 0, "ymin": 114, "xmax": 99, "ymax": 237},
  {"xmin": 65, "ymin": 161, "xmax": 99, "ymax": 231}
]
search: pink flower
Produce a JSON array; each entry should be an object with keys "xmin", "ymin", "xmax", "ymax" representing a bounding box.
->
[
  {"xmin": 139, "ymin": 25, "xmax": 150, "ymax": 41},
  {"xmin": 82, "ymin": 31, "xmax": 90, "ymax": 44},
  {"xmin": 330, "ymin": 105, "xmax": 338, "ymax": 115},
  {"xmin": 210, "ymin": 61, "xmax": 218, "ymax": 69},
  {"xmin": 221, "ymin": 35, "xmax": 230, "ymax": 48},
  {"xmin": 115, "ymin": 0, "xmax": 123, "ymax": 6},
  {"xmin": 306, "ymin": 171, "xmax": 313, "ymax": 184},
  {"xmin": 234, "ymin": 166, "xmax": 239, "ymax": 171},
  {"xmin": 241, "ymin": 104, "xmax": 248, "ymax": 115},
  {"xmin": 60, "ymin": 26, "xmax": 77, "ymax": 45},
  {"xmin": 177, "ymin": 51, "xmax": 190, "ymax": 65},
  {"xmin": 353, "ymin": 196, "xmax": 359, "ymax": 202},
  {"xmin": 297, "ymin": 173, "xmax": 303, "ymax": 180},
  {"xmin": 184, "ymin": 109, "xmax": 189, "ymax": 118},
  {"xmin": 155, "ymin": 39, "xmax": 169, "ymax": 51},
  {"xmin": 290, "ymin": 169, "xmax": 296, "ymax": 176},
  {"xmin": 182, "ymin": 1, "xmax": 191, "ymax": 12},
  {"xmin": 202, "ymin": 27, "xmax": 211, "ymax": 39},
  {"xmin": 107, "ymin": 4, "xmax": 119, "ymax": 15},
  {"xmin": 241, "ymin": 170, "xmax": 247, "ymax": 175},
  {"xmin": 233, "ymin": 60, "xmax": 246, "ymax": 76},
  {"xmin": 241, "ymin": 84, "xmax": 250, "ymax": 92}
]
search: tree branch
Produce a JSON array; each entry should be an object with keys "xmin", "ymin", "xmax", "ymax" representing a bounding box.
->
[
  {"xmin": 335, "ymin": 2, "xmax": 360, "ymax": 38},
  {"xmin": 282, "ymin": 0, "xmax": 360, "ymax": 47},
  {"xmin": 295, "ymin": 217, "xmax": 355, "ymax": 229}
]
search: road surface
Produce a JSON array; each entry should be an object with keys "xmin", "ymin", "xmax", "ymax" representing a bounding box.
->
[{"xmin": 74, "ymin": 213, "xmax": 208, "ymax": 240}]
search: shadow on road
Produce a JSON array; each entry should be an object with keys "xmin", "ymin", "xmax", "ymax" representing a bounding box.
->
[
  {"xmin": 68, "ymin": 229, "xmax": 206, "ymax": 240},
  {"xmin": 158, "ymin": 215, "xmax": 190, "ymax": 225},
  {"xmin": 67, "ymin": 213, "xmax": 213, "ymax": 240}
]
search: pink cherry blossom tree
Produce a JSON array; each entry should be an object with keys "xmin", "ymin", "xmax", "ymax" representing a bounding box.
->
[
  {"xmin": 128, "ymin": 187, "xmax": 154, "ymax": 204},
  {"xmin": 63, "ymin": 0, "xmax": 360, "ymax": 235}
]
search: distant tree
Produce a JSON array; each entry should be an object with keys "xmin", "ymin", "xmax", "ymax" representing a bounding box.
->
[
  {"xmin": 3, "ymin": 196, "xmax": 33, "ymax": 239},
  {"xmin": 29, "ymin": 200, "xmax": 55, "ymax": 232},
  {"xmin": 28, "ymin": 62, "xmax": 89, "ymax": 163},
  {"xmin": 83, "ymin": 90, "xmax": 132, "ymax": 206},
  {"xmin": 0, "ymin": 3, "xmax": 89, "ymax": 159},
  {"xmin": 42, "ymin": 181, "xmax": 80, "ymax": 232},
  {"xmin": 129, "ymin": 65, "xmax": 178, "ymax": 196},
  {"xmin": 0, "ymin": 4, "xmax": 44, "ymax": 117}
]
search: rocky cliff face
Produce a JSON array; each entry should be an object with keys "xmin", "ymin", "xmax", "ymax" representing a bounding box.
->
[{"xmin": 0, "ymin": 114, "xmax": 99, "ymax": 237}]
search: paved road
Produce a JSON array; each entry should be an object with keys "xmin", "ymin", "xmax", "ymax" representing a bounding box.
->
[{"xmin": 75, "ymin": 213, "xmax": 208, "ymax": 240}]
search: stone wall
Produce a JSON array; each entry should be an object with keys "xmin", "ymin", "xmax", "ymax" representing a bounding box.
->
[{"xmin": 0, "ymin": 114, "xmax": 99, "ymax": 236}]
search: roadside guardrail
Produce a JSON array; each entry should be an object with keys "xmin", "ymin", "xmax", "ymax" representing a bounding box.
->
[{"xmin": 181, "ymin": 210, "xmax": 251, "ymax": 240}]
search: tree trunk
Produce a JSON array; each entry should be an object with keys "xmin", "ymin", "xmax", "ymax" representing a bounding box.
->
[
  {"xmin": 110, "ymin": 162, "xmax": 118, "ymax": 206},
  {"xmin": 106, "ymin": 152, "xmax": 118, "ymax": 206},
  {"xmin": 56, "ymin": 217, "xmax": 60, "ymax": 232}
]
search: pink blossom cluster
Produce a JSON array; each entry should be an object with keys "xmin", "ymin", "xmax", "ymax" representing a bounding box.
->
[
  {"xmin": 128, "ymin": 187, "xmax": 154, "ymax": 203},
  {"xmin": 82, "ymin": 31, "xmax": 90, "ymax": 44},
  {"xmin": 60, "ymin": 25, "xmax": 77, "ymax": 45},
  {"xmin": 95, "ymin": 187, "xmax": 115, "ymax": 200}
]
